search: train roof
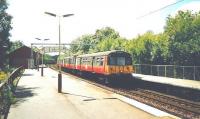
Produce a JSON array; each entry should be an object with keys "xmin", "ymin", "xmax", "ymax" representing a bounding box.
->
[
  {"xmin": 64, "ymin": 55, "xmax": 76, "ymax": 59},
  {"xmin": 77, "ymin": 50, "xmax": 130, "ymax": 58}
]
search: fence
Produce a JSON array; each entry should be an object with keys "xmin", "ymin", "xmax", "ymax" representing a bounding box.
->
[
  {"xmin": 0, "ymin": 66, "xmax": 24, "ymax": 119},
  {"xmin": 134, "ymin": 64, "xmax": 200, "ymax": 81}
]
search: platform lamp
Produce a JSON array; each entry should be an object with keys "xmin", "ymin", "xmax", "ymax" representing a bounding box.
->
[
  {"xmin": 44, "ymin": 12, "xmax": 74, "ymax": 93},
  {"xmin": 35, "ymin": 38, "xmax": 49, "ymax": 76}
]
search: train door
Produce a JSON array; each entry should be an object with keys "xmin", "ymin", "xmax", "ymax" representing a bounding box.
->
[
  {"xmin": 75, "ymin": 57, "xmax": 78, "ymax": 69},
  {"xmin": 92, "ymin": 57, "xmax": 94, "ymax": 72},
  {"xmin": 103, "ymin": 56, "xmax": 107, "ymax": 73},
  {"xmin": 76, "ymin": 57, "xmax": 81, "ymax": 70}
]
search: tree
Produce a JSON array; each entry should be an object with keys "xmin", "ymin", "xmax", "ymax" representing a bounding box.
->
[
  {"xmin": 70, "ymin": 34, "xmax": 94, "ymax": 54},
  {"xmin": 124, "ymin": 31, "xmax": 169, "ymax": 65},
  {"xmin": 0, "ymin": 0, "xmax": 12, "ymax": 71},
  {"xmin": 126, "ymin": 31, "xmax": 155, "ymax": 64},
  {"xmin": 111, "ymin": 37, "xmax": 127, "ymax": 51},
  {"xmin": 70, "ymin": 27, "xmax": 121, "ymax": 54},
  {"xmin": 93, "ymin": 27, "xmax": 121, "ymax": 52},
  {"xmin": 9, "ymin": 40, "xmax": 24, "ymax": 52},
  {"xmin": 165, "ymin": 11, "xmax": 200, "ymax": 65},
  {"xmin": 94, "ymin": 27, "xmax": 120, "ymax": 42},
  {"xmin": 96, "ymin": 38, "xmax": 113, "ymax": 51},
  {"xmin": 151, "ymin": 33, "xmax": 169, "ymax": 65}
]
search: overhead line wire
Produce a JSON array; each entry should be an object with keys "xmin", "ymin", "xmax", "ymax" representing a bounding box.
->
[{"xmin": 136, "ymin": 0, "xmax": 185, "ymax": 19}]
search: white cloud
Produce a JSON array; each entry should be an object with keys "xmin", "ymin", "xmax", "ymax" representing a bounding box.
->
[{"xmin": 9, "ymin": 0, "xmax": 198, "ymax": 46}]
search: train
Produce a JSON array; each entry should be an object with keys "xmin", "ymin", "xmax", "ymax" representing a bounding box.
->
[{"xmin": 58, "ymin": 50, "xmax": 134, "ymax": 83}]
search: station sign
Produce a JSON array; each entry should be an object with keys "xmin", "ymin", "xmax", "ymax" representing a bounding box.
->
[{"xmin": 43, "ymin": 46, "xmax": 68, "ymax": 53}]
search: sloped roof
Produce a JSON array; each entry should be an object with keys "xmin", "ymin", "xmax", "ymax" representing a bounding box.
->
[{"xmin": 9, "ymin": 45, "xmax": 40, "ymax": 57}]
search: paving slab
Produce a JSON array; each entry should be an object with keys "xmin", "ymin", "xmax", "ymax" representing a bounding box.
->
[{"xmin": 7, "ymin": 68, "xmax": 176, "ymax": 119}]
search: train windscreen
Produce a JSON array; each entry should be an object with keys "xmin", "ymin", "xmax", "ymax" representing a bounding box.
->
[
  {"xmin": 117, "ymin": 57, "xmax": 125, "ymax": 65},
  {"xmin": 108, "ymin": 56, "xmax": 132, "ymax": 66}
]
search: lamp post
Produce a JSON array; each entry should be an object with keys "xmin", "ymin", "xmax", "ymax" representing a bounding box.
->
[
  {"xmin": 35, "ymin": 38, "xmax": 49, "ymax": 76},
  {"xmin": 45, "ymin": 12, "xmax": 74, "ymax": 93}
]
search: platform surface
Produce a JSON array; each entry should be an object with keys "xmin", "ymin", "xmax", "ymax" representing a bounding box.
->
[
  {"xmin": 132, "ymin": 73, "xmax": 200, "ymax": 90},
  {"xmin": 7, "ymin": 68, "xmax": 176, "ymax": 119}
]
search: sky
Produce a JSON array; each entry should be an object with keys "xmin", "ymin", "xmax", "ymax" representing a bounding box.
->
[{"xmin": 7, "ymin": 0, "xmax": 200, "ymax": 46}]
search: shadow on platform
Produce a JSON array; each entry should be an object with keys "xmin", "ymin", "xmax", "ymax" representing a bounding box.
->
[
  {"xmin": 62, "ymin": 92, "xmax": 95, "ymax": 99},
  {"xmin": 12, "ymin": 86, "xmax": 39, "ymax": 107},
  {"xmin": 22, "ymin": 74, "xmax": 34, "ymax": 76},
  {"xmin": 62, "ymin": 92, "xmax": 118, "ymax": 102}
]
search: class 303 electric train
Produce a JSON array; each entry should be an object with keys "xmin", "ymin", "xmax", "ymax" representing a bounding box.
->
[{"xmin": 58, "ymin": 50, "xmax": 134, "ymax": 83}]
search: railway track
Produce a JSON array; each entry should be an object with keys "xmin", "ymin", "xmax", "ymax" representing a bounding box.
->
[
  {"xmin": 99, "ymin": 85, "xmax": 200, "ymax": 119},
  {"xmin": 125, "ymin": 89, "xmax": 200, "ymax": 119},
  {"xmin": 51, "ymin": 66, "xmax": 200, "ymax": 119}
]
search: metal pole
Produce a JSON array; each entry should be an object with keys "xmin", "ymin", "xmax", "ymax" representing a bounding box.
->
[
  {"xmin": 41, "ymin": 43, "xmax": 44, "ymax": 76},
  {"xmin": 37, "ymin": 53, "xmax": 39, "ymax": 71},
  {"xmin": 58, "ymin": 16, "xmax": 62, "ymax": 93},
  {"xmin": 135, "ymin": 64, "xmax": 137, "ymax": 73},
  {"xmin": 44, "ymin": 12, "xmax": 73, "ymax": 93},
  {"xmin": 193, "ymin": 66, "xmax": 196, "ymax": 80},
  {"xmin": 31, "ymin": 43, "xmax": 33, "ymax": 69},
  {"xmin": 174, "ymin": 65, "xmax": 176, "ymax": 78},
  {"xmin": 182, "ymin": 67, "xmax": 184, "ymax": 79},
  {"xmin": 157, "ymin": 66, "xmax": 159, "ymax": 76}
]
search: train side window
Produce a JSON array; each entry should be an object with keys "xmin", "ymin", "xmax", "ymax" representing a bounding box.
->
[
  {"xmin": 81, "ymin": 58, "xmax": 83, "ymax": 64},
  {"xmin": 78, "ymin": 58, "xmax": 81, "ymax": 65},
  {"xmin": 71, "ymin": 58, "xmax": 73, "ymax": 64},
  {"xmin": 64, "ymin": 59, "xmax": 66, "ymax": 64},
  {"xmin": 117, "ymin": 57, "xmax": 125, "ymax": 65},
  {"xmin": 97, "ymin": 58, "xmax": 100, "ymax": 66},
  {"xmin": 85, "ymin": 58, "xmax": 88, "ymax": 65},
  {"xmin": 82, "ymin": 58, "xmax": 86, "ymax": 65},
  {"xmin": 109, "ymin": 57, "xmax": 116, "ymax": 65},
  {"xmin": 84, "ymin": 58, "xmax": 86, "ymax": 65},
  {"xmin": 94, "ymin": 57, "xmax": 98, "ymax": 66},
  {"xmin": 82, "ymin": 58, "xmax": 84, "ymax": 65},
  {"xmin": 98, "ymin": 57, "xmax": 101, "ymax": 66},
  {"xmin": 72, "ymin": 58, "xmax": 74, "ymax": 64},
  {"xmin": 73, "ymin": 57, "xmax": 76, "ymax": 64},
  {"xmin": 86, "ymin": 57, "xmax": 88, "ymax": 65},
  {"xmin": 93, "ymin": 57, "xmax": 98, "ymax": 66},
  {"xmin": 85, "ymin": 58, "xmax": 87, "ymax": 65},
  {"xmin": 88, "ymin": 57, "xmax": 92, "ymax": 65},
  {"xmin": 95, "ymin": 57, "xmax": 103, "ymax": 66},
  {"xmin": 73, "ymin": 58, "xmax": 75, "ymax": 64},
  {"xmin": 100, "ymin": 57, "xmax": 104, "ymax": 66},
  {"xmin": 86, "ymin": 57, "xmax": 90, "ymax": 65},
  {"xmin": 126, "ymin": 57, "xmax": 132, "ymax": 65},
  {"xmin": 69, "ymin": 58, "xmax": 71, "ymax": 64},
  {"xmin": 83, "ymin": 57, "xmax": 90, "ymax": 65},
  {"xmin": 67, "ymin": 59, "xmax": 69, "ymax": 64}
]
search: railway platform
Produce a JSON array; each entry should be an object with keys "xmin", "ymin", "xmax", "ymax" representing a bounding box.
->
[
  {"xmin": 132, "ymin": 73, "xmax": 200, "ymax": 90},
  {"xmin": 7, "ymin": 68, "xmax": 177, "ymax": 119}
]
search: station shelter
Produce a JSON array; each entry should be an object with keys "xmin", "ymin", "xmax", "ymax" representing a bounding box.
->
[{"xmin": 9, "ymin": 46, "xmax": 41, "ymax": 69}]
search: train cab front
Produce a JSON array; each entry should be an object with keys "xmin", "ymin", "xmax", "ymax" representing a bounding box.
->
[{"xmin": 105, "ymin": 51, "xmax": 134, "ymax": 80}]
